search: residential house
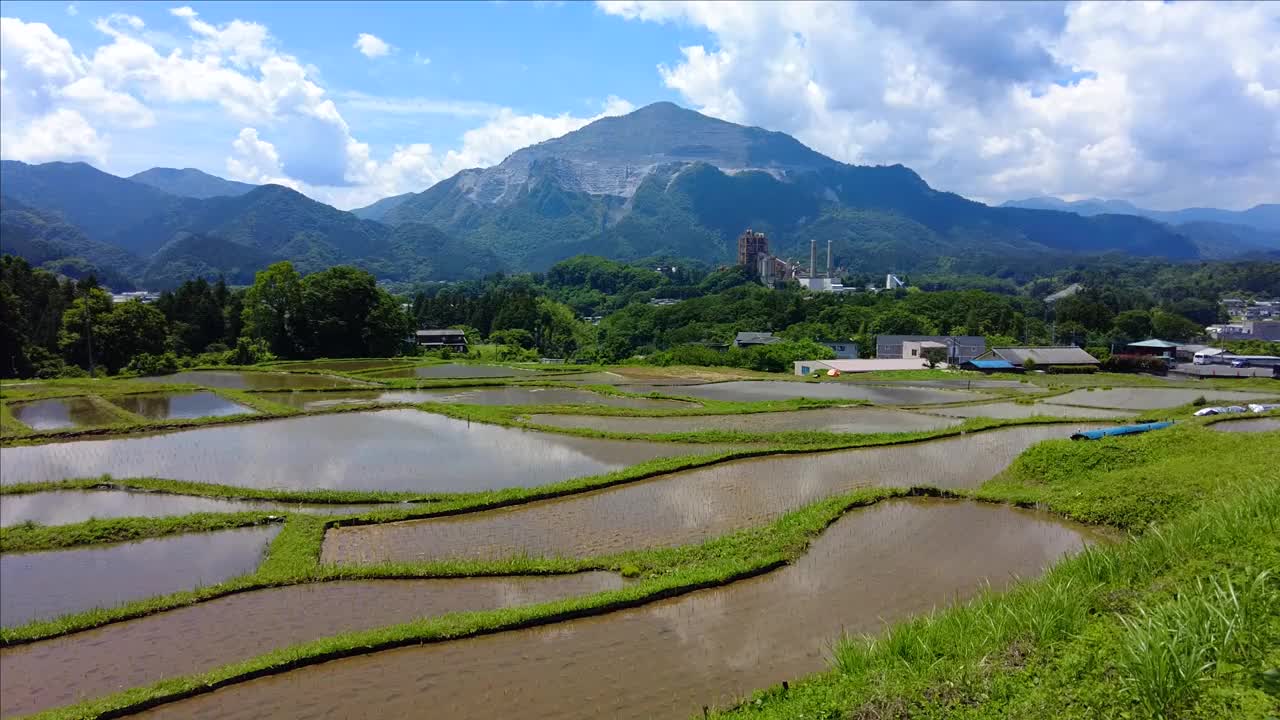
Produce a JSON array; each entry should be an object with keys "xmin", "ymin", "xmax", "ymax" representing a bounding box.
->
[
  {"xmin": 735, "ymin": 332, "xmax": 782, "ymax": 349},
  {"xmin": 415, "ymin": 329, "xmax": 468, "ymax": 352},
  {"xmin": 876, "ymin": 335, "xmax": 986, "ymax": 363},
  {"xmin": 819, "ymin": 339, "xmax": 858, "ymax": 359},
  {"xmin": 975, "ymin": 346, "xmax": 1100, "ymax": 368}
]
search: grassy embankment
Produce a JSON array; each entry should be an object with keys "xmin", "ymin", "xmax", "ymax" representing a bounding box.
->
[{"xmin": 16, "ymin": 422, "xmax": 1280, "ymax": 720}]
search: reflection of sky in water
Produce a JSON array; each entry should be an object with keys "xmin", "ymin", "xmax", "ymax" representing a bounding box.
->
[
  {"xmin": 0, "ymin": 491, "xmax": 396, "ymax": 527},
  {"xmin": 527, "ymin": 407, "xmax": 961, "ymax": 434},
  {"xmin": 109, "ymin": 392, "xmax": 254, "ymax": 420},
  {"xmin": 324, "ymin": 424, "xmax": 1104, "ymax": 563},
  {"xmin": 0, "ymin": 410, "xmax": 726, "ymax": 492},
  {"xmin": 930, "ymin": 402, "xmax": 1134, "ymax": 419},
  {"xmin": 148, "ymin": 501, "xmax": 1099, "ymax": 720},
  {"xmin": 12, "ymin": 398, "xmax": 117, "ymax": 430},
  {"xmin": 137, "ymin": 371, "xmax": 360, "ymax": 390},
  {"xmin": 0, "ymin": 526, "xmax": 277, "ymax": 627}
]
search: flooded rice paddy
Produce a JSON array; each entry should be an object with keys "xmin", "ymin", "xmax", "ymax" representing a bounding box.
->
[
  {"xmin": 0, "ymin": 410, "xmax": 730, "ymax": 492},
  {"xmin": 267, "ymin": 359, "xmax": 412, "ymax": 373},
  {"xmin": 0, "ymin": 572, "xmax": 624, "ymax": 718},
  {"xmin": 259, "ymin": 389, "xmax": 482, "ymax": 410},
  {"xmin": 927, "ymin": 402, "xmax": 1136, "ymax": 419},
  {"xmin": 10, "ymin": 397, "xmax": 119, "ymax": 430},
  {"xmin": 108, "ymin": 392, "xmax": 255, "ymax": 420},
  {"xmin": 370, "ymin": 363, "xmax": 543, "ymax": 379},
  {"xmin": 0, "ymin": 525, "xmax": 278, "ymax": 628},
  {"xmin": 1208, "ymin": 417, "xmax": 1280, "ymax": 433},
  {"xmin": 1043, "ymin": 387, "xmax": 1277, "ymax": 410},
  {"xmin": 625, "ymin": 380, "xmax": 989, "ymax": 405},
  {"xmin": 136, "ymin": 371, "xmax": 363, "ymax": 390},
  {"xmin": 525, "ymin": 407, "xmax": 962, "ymax": 434},
  {"xmin": 0, "ymin": 491, "xmax": 408, "ymax": 527},
  {"xmin": 393, "ymin": 386, "xmax": 688, "ymax": 408},
  {"xmin": 322, "ymin": 423, "xmax": 1100, "ymax": 563},
  {"xmin": 141, "ymin": 499, "xmax": 1101, "ymax": 720}
]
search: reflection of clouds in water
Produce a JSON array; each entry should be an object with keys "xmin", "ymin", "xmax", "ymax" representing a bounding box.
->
[
  {"xmin": 0, "ymin": 410, "xmax": 711, "ymax": 492},
  {"xmin": 1045, "ymin": 387, "xmax": 1274, "ymax": 410},
  {"xmin": 0, "ymin": 526, "xmax": 277, "ymax": 627},
  {"xmin": 0, "ymin": 491, "xmax": 258, "ymax": 527}
]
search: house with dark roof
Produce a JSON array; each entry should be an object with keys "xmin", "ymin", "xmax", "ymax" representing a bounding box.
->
[
  {"xmin": 734, "ymin": 332, "xmax": 782, "ymax": 348},
  {"xmin": 976, "ymin": 346, "xmax": 1100, "ymax": 368},
  {"xmin": 415, "ymin": 329, "xmax": 468, "ymax": 352},
  {"xmin": 876, "ymin": 335, "xmax": 985, "ymax": 363},
  {"xmin": 1125, "ymin": 339, "xmax": 1181, "ymax": 359}
]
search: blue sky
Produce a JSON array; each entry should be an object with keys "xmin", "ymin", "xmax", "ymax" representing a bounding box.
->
[{"xmin": 1, "ymin": 2, "xmax": 1276, "ymax": 210}]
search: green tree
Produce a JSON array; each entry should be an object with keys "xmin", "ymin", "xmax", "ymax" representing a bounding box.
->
[
  {"xmin": 1150, "ymin": 309, "xmax": 1202, "ymax": 340},
  {"xmin": 300, "ymin": 266, "xmax": 383, "ymax": 358},
  {"xmin": 58, "ymin": 287, "xmax": 113, "ymax": 372},
  {"xmin": 101, "ymin": 300, "xmax": 168, "ymax": 373},
  {"xmin": 921, "ymin": 345, "xmax": 948, "ymax": 368},
  {"xmin": 242, "ymin": 261, "xmax": 304, "ymax": 357},
  {"xmin": 1111, "ymin": 309, "xmax": 1153, "ymax": 341}
]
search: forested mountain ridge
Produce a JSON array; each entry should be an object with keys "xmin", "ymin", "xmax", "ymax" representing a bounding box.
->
[
  {"xmin": 1003, "ymin": 196, "xmax": 1280, "ymax": 232},
  {"xmin": 378, "ymin": 102, "xmax": 1200, "ymax": 270}
]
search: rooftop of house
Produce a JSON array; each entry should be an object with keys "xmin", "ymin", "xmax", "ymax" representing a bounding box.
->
[
  {"xmin": 1127, "ymin": 339, "xmax": 1181, "ymax": 348},
  {"xmin": 984, "ymin": 346, "xmax": 1101, "ymax": 365}
]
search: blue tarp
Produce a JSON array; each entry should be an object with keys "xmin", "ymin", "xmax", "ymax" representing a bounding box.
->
[
  {"xmin": 967, "ymin": 360, "xmax": 1014, "ymax": 369},
  {"xmin": 1071, "ymin": 421, "xmax": 1174, "ymax": 441}
]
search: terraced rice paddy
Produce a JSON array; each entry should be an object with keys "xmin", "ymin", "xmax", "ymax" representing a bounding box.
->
[
  {"xmin": 107, "ymin": 392, "xmax": 255, "ymax": 420},
  {"xmin": 396, "ymin": 386, "xmax": 688, "ymax": 408},
  {"xmin": 0, "ymin": 409, "xmax": 731, "ymax": 492},
  {"xmin": 267, "ymin": 359, "xmax": 413, "ymax": 373},
  {"xmin": 624, "ymin": 380, "xmax": 990, "ymax": 405},
  {"xmin": 370, "ymin": 363, "xmax": 543, "ymax": 379},
  {"xmin": 0, "ymin": 525, "xmax": 278, "ymax": 627},
  {"xmin": 139, "ymin": 500, "xmax": 1101, "ymax": 720},
  {"xmin": 525, "ymin": 407, "xmax": 962, "ymax": 434},
  {"xmin": 1208, "ymin": 416, "xmax": 1280, "ymax": 433},
  {"xmin": 0, "ymin": 572, "xmax": 624, "ymax": 717},
  {"xmin": 321, "ymin": 423, "xmax": 1101, "ymax": 563},
  {"xmin": 1042, "ymin": 387, "xmax": 1277, "ymax": 410},
  {"xmin": 0, "ymin": 491, "xmax": 406, "ymax": 527},
  {"xmin": 926, "ymin": 401, "xmax": 1135, "ymax": 419},
  {"xmin": 10, "ymin": 397, "xmax": 119, "ymax": 430},
  {"xmin": 136, "ymin": 370, "xmax": 363, "ymax": 390}
]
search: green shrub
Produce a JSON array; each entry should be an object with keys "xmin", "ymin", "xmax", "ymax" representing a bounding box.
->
[
  {"xmin": 228, "ymin": 337, "xmax": 276, "ymax": 365},
  {"xmin": 1047, "ymin": 365, "xmax": 1098, "ymax": 374},
  {"xmin": 123, "ymin": 352, "xmax": 179, "ymax": 376}
]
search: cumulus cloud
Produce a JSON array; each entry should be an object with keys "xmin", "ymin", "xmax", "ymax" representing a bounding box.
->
[
  {"xmin": 354, "ymin": 32, "xmax": 391, "ymax": 58},
  {"xmin": 600, "ymin": 0, "xmax": 1280, "ymax": 209},
  {"xmin": 0, "ymin": 108, "xmax": 107, "ymax": 164}
]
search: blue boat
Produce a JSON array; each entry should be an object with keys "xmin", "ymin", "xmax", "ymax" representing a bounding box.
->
[{"xmin": 1071, "ymin": 421, "xmax": 1174, "ymax": 441}]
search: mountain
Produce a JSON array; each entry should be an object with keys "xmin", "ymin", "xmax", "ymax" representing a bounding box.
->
[
  {"xmin": 129, "ymin": 168, "xmax": 257, "ymax": 199},
  {"xmin": 0, "ymin": 195, "xmax": 138, "ymax": 287},
  {"xmin": 1174, "ymin": 221, "xmax": 1280, "ymax": 260},
  {"xmin": 1003, "ymin": 196, "xmax": 1280, "ymax": 233},
  {"xmin": 140, "ymin": 232, "xmax": 282, "ymax": 289},
  {"xmin": 351, "ymin": 192, "xmax": 414, "ymax": 221},
  {"xmin": 0, "ymin": 160, "xmax": 181, "ymax": 241},
  {"xmin": 382, "ymin": 102, "xmax": 1197, "ymax": 270}
]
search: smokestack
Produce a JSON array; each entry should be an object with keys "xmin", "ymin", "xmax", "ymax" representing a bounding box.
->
[
  {"xmin": 826, "ymin": 240, "xmax": 832, "ymax": 279},
  {"xmin": 809, "ymin": 239, "xmax": 816, "ymax": 279}
]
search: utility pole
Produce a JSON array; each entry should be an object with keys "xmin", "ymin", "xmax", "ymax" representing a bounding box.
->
[{"xmin": 83, "ymin": 287, "xmax": 96, "ymax": 378}]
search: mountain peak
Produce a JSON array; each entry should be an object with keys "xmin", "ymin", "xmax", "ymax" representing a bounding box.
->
[{"xmin": 129, "ymin": 167, "xmax": 257, "ymax": 200}]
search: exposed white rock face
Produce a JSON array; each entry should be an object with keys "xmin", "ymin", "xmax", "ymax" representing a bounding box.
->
[{"xmin": 454, "ymin": 102, "xmax": 837, "ymax": 205}]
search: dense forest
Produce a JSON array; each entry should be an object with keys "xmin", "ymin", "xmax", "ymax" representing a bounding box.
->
[{"xmin": 3, "ymin": 252, "xmax": 1278, "ymax": 379}]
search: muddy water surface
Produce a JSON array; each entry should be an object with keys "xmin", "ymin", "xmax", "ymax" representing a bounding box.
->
[
  {"xmin": 143, "ymin": 500, "xmax": 1102, "ymax": 720},
  {"xmin": 0, "ymin": 410, "xmax": 730, "ymax": 492},
  {"xmin": 1209, "ymin": 417, "xmax": 1280, "ymax": 433},
  {"xmin": 0, "ymin": 572, "xmax": 623, "ymax": 718},
  {"xmin": 626, "ymin": 380, "xmax": 988, "ymax": 405},
  {"xmin": 323, "ymin": 423, "xmax": 1099, "ymax": 563},
  {"xmin": 268, "ymin": 359, "xmax": 412, "ymax": 373},
  {"xmin": 1043, "ymin": 387, "xmax": 1277, "ymax": 410},
  {"xmin": 371, "ymin": 364, "xmax": 542, "ymax": 379},
  {"xmin": 928, "ymin": 402, "xmax": 1135, "ymax": 419},
  {"xmin": 107, "ymin": 392, "xmax": 254, "ymax": 419},
  {"xmin": 259, "ymin": 390, "xmax": 473, "ymax": 410},
  {"xmin": 0, "ymin": 526, "xmax": 278, "ymax": 628},
  {"xmin": 0, "ymin": 491, "xmax": 408, "ymax": 527},
  {"xmin": 11, "ymin": 398, "xmax": 118, "ymax": 430},
  {"xmin": 136, "ymin": 371, "xmax": 362, "ymax": 390},
  {"xmin": 526, "ymin": 407, "xmax": 961, "ymax": 434}
]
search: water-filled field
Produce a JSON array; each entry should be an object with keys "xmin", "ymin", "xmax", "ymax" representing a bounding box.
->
[
  {"xmin": 136, "ymin": 371, "xmax": 363, "ymax": 390},
  {"xmin": 0, "ymin": 526, "xmax": 278, "ymax": 627},
  {"xmin": 0, "ymin": 491, "xmax": 406, "ymax": 527},
  {"xmin": 1208, "ymin": 417, "xmax": 1280, "ymax": 433},
  {"xmin": 370, "ymin": 363, "xmax": 543, "ymax": 379},
  {"xmin": 624, "ymin": 380, "xmax": 989, "ymax": 405},
  {"xmin": 0, "ymin": 572, "xmax": 624, "ymax": 717},
  {"xmin": 322, "ymin": 424, "xmax": 1100, "ymax": 563},
  {"xmin": 11, "ymin": 398, "xmax": 119, "ymax": 430},
  {"xmin": 525, "ymin": 407, "xmax": 962, "ymax": 434},
  {"xmin": 394, "ymin": 386, "xmax": 688, "ymax": 408},
  {"xmin": 927, "ymin": 401, "xmax": 1135, "ymax": 419},
  {"xmin": 137, "ymin": 500, "xmax": 1101, "ymax": 720},
  {"xmin": 108, "ymin": 392, "xmax": 255, "ymax": 420},
  {"xmin": 1043, "ymin": 387, "xmax": 1277, "ymax": 410},
  {"xmin": 0, "ymin": 410, "xmax": 731, "ymax": 492}
]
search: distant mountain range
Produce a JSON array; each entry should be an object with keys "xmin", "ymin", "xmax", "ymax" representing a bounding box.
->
[{"xmin": 1, "ymin": 102, "xmax": 1275, "ymax": 290}]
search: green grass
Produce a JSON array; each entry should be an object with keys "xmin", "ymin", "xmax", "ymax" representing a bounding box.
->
[{"xmin": 0, "ymin": 513, "xmax": 285, "ymax": 553}]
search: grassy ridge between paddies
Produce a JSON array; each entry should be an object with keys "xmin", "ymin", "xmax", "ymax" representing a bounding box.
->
[
  {"xmin": 714, "ymin": 424, "xmax": 1280, "ymax": 720},
  {"xmin": 17, "ymin": 424, "xmax": 1280, "ymax": 720},
  {"xmin": 0, "ymin": 413, "xmax": 1126, "ymax": 558}
]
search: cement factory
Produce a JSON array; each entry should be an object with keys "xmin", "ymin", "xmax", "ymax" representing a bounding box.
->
[{"xmin": 736, "ymin": 228, "xmax": 902, "ymax": 293}]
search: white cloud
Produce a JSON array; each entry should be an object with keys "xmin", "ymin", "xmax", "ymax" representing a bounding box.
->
[
  {"xmin": 65, "ymin": 4, "xmax": 78, "ymax": 17},
  {"xmin": 57, "ymin": 76, "xmax": 156, "ymax": 127},
  {"xmin": 412, "ymin": 51, "xmax": 430, "ymax": 65},
  {"xmin": 225, "ymin": 127, "xmax": 291, "ymax": 185},
  {"xmin": 354, "ymin": 32, "xmax": 391, "ymax": 58},
  {"xmin": 337, "ymin": 92, "xmax": 498, "ymax": 117},
  {"xmin": 600, "ymin": 0, "xmax": 1280, "ymax": 210},
  {"xmin": 0, "ymin": 108, "xmax": 107, "ymax": 164}
]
